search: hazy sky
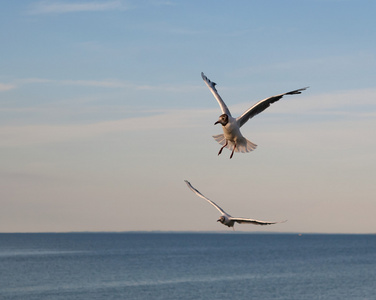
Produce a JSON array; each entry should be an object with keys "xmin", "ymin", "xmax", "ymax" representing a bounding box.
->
[{"xmin": 1, "ymin": 0, "xmax": 376, "ymax": 233}]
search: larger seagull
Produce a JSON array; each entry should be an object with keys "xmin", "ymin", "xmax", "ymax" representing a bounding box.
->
[
  {"xmin": 201, "ymin": 72, "xmax": 308, "ymax": 158},
  {"xmin": 184, "ymin": 180, "xmax": 285, "ymax": 229}
]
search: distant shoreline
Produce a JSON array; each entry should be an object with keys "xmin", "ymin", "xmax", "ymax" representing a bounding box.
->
[{"xmin": 0, "ymin": 231, "xmax": 375, "ymax": 235}]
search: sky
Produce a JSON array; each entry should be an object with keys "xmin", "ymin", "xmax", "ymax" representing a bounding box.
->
[{"xmin": 1, "ymin": 0, "xmax": 376, "ymax": 233}]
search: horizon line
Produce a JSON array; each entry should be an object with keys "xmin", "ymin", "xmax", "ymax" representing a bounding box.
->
[{"xmin": 0, "ymin": 231, "xmax": 375, "ymax": 235}]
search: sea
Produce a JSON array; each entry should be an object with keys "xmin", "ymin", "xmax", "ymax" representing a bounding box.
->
[{"xmin": 0, "ymin": 233, "xmax": 375, "ymax": 300}]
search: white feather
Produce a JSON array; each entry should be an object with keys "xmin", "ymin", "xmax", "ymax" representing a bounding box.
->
[{"xmin": 201, "ymin": 72, "xmax": 308, "ymax": 158}]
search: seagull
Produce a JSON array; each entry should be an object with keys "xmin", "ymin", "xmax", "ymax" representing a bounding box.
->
[
  {"xmin": 184, "ymin": 180, "xmax": 285, "ymax": 229},
  {"xmin": 201, "ymin": 72, "xmax": 308, "ymax": 158}
]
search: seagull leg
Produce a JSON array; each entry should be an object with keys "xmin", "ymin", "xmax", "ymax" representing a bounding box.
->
[
  {"xmin": 218, "ymin": 140, "xmax": 228, "ymax": 156},
  {"xmin": 230, "ymin": 143, "xmax": 236, "ymax": 159}
]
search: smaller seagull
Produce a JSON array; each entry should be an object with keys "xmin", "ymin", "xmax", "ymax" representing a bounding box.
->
[
  {"xmin": 201, "ymin": 72, "xmax": 308, "ymax": 158},
  {"xmin": 184, "ymin": 180, "xmax": 285, "ymax": 229}
]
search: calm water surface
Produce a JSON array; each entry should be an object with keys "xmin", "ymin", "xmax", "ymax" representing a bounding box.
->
[{"xmin": 0, "ymin": 233, "xmax": 375, "ymax": 299}]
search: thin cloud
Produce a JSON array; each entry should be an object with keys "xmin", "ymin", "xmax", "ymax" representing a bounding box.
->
[
  {"xmin": 14, "ymin": 77, "xmax": 203, "ymax": 93},
  {"xmin": 0, "ymin": 83, "xmax": 16, "ymax": 92},
  {"xmin": 228, "ymin": 88, "xmax": 376, "ymax": 117},
  {"xmin": 0, "ymin": 109, "xmax": 204, "ymax": 147},
  {"xmin": 17, "ymin": 77, "xmax": 125, "ymax": 88},
  {"xmin": 233, "ymin": 52, "xmax": 376, "ymax": 79},
  {"xmin": 2, "ymin": 87, "xmax": 375, "ymax": 148},
  {"xmin": 28, "ymin": 0, "xmax": 128, "ymax": 14}
]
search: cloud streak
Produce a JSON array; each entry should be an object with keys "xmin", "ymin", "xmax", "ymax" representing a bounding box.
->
[
  {"xmin": 8, "ymin": 77, "xmax": 204, "ymax": 94},
  {"xmin": 0, "ymin": 83, "xmax": 16, "ymax": 92},
  {"xmin": 28, "ymin": 0, "xmax": 128, "ymax": 14},
  {"xmin": 2, "ymin": 88, "xmax": 376, "ymax": 148},
  {"xmin": 2, "ymin": 86, "xmax": 375, "ymax": 147},
  {"xmin": 0, "ymin": 108, "xmax": 206, "ymax": 147},
  {"xmin": 222, "ymin": 88, "xmax": 376, "ymax": 117}
]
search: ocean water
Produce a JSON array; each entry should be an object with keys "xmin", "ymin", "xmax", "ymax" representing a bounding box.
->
[{"xmin": 0, "ymin": 233, "xmax": 375, "ymax": 300}]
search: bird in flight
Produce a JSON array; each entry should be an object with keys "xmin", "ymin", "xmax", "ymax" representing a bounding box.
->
[
  {"xmin": 184, "ymin": 180, "xmax": 285, "ymax": 229},
  {"xmin": 201, "ymin": 72, "xmax": 308, "ymax": 158}
]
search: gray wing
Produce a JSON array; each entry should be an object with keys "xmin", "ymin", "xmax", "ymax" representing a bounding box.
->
[
  {"xmin": 236, "ymin": 87, "xmax": 308, "ymax": 128},
  {"xmin": 184, "ymin": 180, "xmax": 229, "ymax": 216},
  {"xmin": 201, "ymin": 72, "xmax": 232, "ymax": 117},
  {"xmin": 231, "ymin": 217, "xmax": 287, "ymax": 226}
]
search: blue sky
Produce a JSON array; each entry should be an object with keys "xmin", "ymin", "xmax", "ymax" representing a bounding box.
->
[{"xmin": 1, "ymin": 0, "xmax": 376, "ymax": 233}]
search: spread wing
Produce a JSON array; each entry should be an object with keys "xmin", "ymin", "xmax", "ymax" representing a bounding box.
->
[
  {"xmin": 231, "ymin": 217, "xmax": 286, "ymax": 226},
  {"xmin": 184, "ymin": 180, "xmax": 230, "ymax": 217},
  {"xmin": 236, "ymin": 87, "xmax": 308, "ymax": 128},
  {"xmin": 201, "ymin": 72, "xmax": 232, "ymax": 117}
]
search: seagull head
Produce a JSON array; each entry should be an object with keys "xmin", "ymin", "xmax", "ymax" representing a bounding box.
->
[
  {"xmin": 217, "ymin": 216, "xmax": 225, "ymax": 224},
  {"xmin": 214, "ymin": 114, "xmax": 228, "ymax": 126}
]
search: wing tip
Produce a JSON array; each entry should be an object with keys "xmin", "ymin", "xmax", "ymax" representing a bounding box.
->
[
  {"xmin": 299, "ymin": 86, "xmax": 309, "ymax": 93},
  {"xmin": 201, "ymin": 72, "xmax": 216, "ymax": 87},
  {"xmin": 270, "ymin": 219, "xmax": 288, "ymax": 224},
  {"xmin": 288, "ymin": 86, "xmax": 309, "ymax": 95}
]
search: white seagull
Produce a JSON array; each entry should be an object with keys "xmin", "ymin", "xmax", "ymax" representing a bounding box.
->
[
  {"xmin": 184, "ymin": 180, "xmax": 285, "ymax": 229},
  {"xmin": 201, "ymin": 72, "xmax": 308, "ymax": 158}
]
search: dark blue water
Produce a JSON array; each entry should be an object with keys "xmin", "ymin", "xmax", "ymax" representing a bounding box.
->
[{"xmin": 0, "ymin": 233, "xmax": 375, "ymax": 299}]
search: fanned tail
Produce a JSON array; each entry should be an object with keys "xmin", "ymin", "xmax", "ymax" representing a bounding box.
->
[
  {"xmin": 239, "ymin": 138, "xmax": 257, "ymax": 153},
  {"xmin": 212, "ymin": 134, "xmax": 257, "ymax": 153}
]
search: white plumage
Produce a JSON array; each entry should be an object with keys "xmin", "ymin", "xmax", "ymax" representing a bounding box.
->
[
  {"xmin": 185, "ymin": 180, "xmax": 286, "ymax": 229},
  {"xmin": 201, "ymin": 72, "xmax": 308, "ymax": 158}
]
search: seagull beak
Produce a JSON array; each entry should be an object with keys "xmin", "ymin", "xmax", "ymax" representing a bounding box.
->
[{"xmin": 214, "ymin": 120, "xmax": 220, "ymax": 125}]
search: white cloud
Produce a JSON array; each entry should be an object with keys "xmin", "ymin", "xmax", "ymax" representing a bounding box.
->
[
  {"xmin": 28, "ymin": 0, "xmax": 128, "ymax": 14},
  {"xmin": 233, "ymin": 52, "xmax": 376, "ymax": 80},
  {"xmin": 2, "ymin": 87, "xmax": 375, "ymax": 148},
  {"xmin": 15, "ymin": 77, "xmax": 202, "ymax": 92},
  {"xmin": 0, "ymin": 83, "xmax": 16, "ymax": 92},
  {"xmin": 2, "ymin": 88, "xmax": 376, "ymax": 147},
  {"xmin": 17, "ymin": 77, "xmax": 126, "ymax": 88},
  {"xmin": 0, "ymin": 108, "xmax": 206, "ymax": 147},
  {"xmin": 229, "ymin": 88, "xmax": 376, "ymax": 117}
]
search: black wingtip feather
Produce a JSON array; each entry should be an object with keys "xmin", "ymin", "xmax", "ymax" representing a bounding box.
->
[
  {"xmin": 201, "ymin": 72, "xmax": 217, "ymax": 87},
  {"xmin": 286, "ymin": 87, "xmax": 309, "ymax": 95}
]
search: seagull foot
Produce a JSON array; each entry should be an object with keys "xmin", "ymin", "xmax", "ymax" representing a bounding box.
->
[
  {"xmin": 218, "ymin": 140, "xmax": 228, "ymax": 156},
  {"xmin": 229, "ymin": 143, "xmax": 236, "ymax": 159}
]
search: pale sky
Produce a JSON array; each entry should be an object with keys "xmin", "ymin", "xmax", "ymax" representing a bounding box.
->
[{"xmin": 1, "ymin": 0, "xmax": 376, "ymax": 233}]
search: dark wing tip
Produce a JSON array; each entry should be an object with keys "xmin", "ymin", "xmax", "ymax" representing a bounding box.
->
[
  {"xmin": 201, "ymin": 72, "xmax": 217, "ymax": 87},
  {"xmin": 201, "ymin": 72, "xmax": 207, "ymax": 81},
  {"xmin": 286, "ymin": 86, "xmax": 309, "ymax": 95}
]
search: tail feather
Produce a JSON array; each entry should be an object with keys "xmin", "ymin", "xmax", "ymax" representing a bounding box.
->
[{"xmin": 212, "ymin": 134, "xmax": 257, "ymax": 153}]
